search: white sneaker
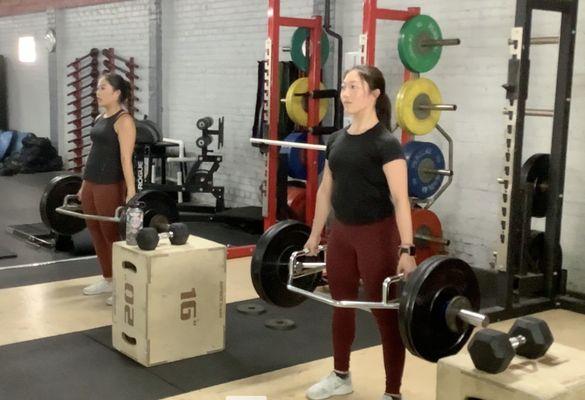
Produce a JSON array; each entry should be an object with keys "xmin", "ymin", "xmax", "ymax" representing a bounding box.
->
[
  {"xmin": 381, "ymin": 395, "xmax": 402, "ymax": 400},
  {"xmin": 82, "ymin": 279, "xmax": 113, "ymax": 295},
  {"xmin": 106, "ymin": 296, "xmax": 113, "ymax": 306},
  {"xmin": 306, "ymin": 372, "xmax": 353, "ymax": 400}
]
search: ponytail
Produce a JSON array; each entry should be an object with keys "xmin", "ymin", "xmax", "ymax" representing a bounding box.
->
[{"xmin": 375, "ymin": 93, "xmax": 391, "ymax": 131}]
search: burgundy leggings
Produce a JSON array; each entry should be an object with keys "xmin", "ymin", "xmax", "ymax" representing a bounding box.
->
[
  {"xmin": 81, "ymin": 180, "xmax": 125, "ymax": 278},
  {"xmin": 326, "ymin": 216, "xmax": 405, "ymax": 395}
]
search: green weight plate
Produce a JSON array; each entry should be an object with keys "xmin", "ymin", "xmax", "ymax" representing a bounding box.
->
[
  {"xmin": 39, "ymin": 174, "xmax": 86, "ymax": 236},
  {"xmin": 251, "ymin": 220, "xmax": 322, "ymax": 307},
  {"xmin": 290, "ymin": 28, "xmax": 330, "ymax": 72},
  {"xmin": 399, "ymin": 255, "xmax": 480, "ymax": 362},
  {"xmin": 398, "ymin": 15, "xmax": 443, "ymax": 73}
]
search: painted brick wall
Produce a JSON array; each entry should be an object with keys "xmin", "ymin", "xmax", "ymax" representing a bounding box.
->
[
  {"xmin": 0, "ymin": 11, "xmax": 50, "ymax": 136},
  {"xmin": 57, "ymin": 0, "xmax": 151, "ymax": 161},
  {"xmin": 161, "ymin": 0, "xmax": 325, "ymax": 208},
  {"xmin": 335, "ymin": 0, "xmax": 585, "ymax": 293}
]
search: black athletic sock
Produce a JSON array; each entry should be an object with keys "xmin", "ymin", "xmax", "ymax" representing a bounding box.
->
[{"xmin": 335, "ymin": 371, "xmax": 349, "ymax": 379}]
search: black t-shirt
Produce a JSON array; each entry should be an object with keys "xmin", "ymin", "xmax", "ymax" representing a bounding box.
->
[{"xmin": 325, "ymin": 122, "xmax": 404, "ymax": 224}]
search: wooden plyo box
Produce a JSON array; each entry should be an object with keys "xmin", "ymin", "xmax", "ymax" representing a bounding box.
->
[
  {"xmin": 437, "ymin": 343, "xmax": 585, "ymax": 400},
  {"xmin": 112, "ymin": 235, "xmax": 226, "ymax": 367}
]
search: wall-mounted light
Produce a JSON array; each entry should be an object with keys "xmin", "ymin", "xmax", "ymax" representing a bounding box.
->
[
  {"xmin": 45, "ymin": 29, "xmax": 56, "ymax": 53},
  {"xmin": 18, "ymin": 36, "xmax": 37, "ymax": 63}
]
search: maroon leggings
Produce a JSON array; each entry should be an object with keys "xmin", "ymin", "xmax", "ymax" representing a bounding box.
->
[
  {"xmin": 326, "ymin": 216, "xmax": 405, "ymax": 395},
  {"xmin": 81, "ymin": 180, "xmax": 125, "ymax": 278}
]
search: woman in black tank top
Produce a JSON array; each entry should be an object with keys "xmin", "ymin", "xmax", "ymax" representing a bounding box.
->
[{"xmin": 78, "ymin": 73, "xmax": 137, "ymax": 305}]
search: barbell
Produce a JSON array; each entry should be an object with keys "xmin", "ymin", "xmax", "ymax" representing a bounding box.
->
[
  {"xmin": 39, "ymin": 174, "xmax": 180, "ymax": 240},
  {"xmin": 251, "ymin": 219, "xmax": 488, "ymax": 363}
]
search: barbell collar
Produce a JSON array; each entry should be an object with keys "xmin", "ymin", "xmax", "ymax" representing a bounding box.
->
[
  {"xmin": 250, "ymin": 137, "xmax": 326, "ymax": 151},
  {"xmin": 510, "ymin": 335, "xmax": 527, "ymax": 349},
  {"xmin": 414, "ymin": 233, "xmax": 450, "ymax": 246},
  {"xmin": 421, "ymin": 168, "xmax": 453, "ymax": 177},
  {"xmin": 457, "ymin": 308, "xmax": 490, "ymax": 328},
  {"xmin": 417, "ymin": 103, "xmax": 457, "ymax": 111},
  {"xmin": 420, "ymin": 38, "xmax": 461, "ymax": 47}
]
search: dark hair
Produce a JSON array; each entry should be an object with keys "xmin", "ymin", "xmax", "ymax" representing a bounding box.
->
[
  {"xmin": 344, "ymin": 65, "xmax": 391, "ymax": 130},
  {"xmin": 102, "ymin": 72, "xmax": 131, "ymax": 106}
]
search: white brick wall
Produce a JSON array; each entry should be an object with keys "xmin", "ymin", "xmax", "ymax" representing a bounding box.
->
[
  {"xmin": 335, "ymin": 0, "xmax": 585, "ymax": 292},
  {"xmin": 161, "ymin": 0, "xmax": 320, "ymax": 208},
  {"xmin": 0, "ymin": 0, "xmax": 583, "ymax": 293},
  {"xmin": 58, "ymin": 0, "xmax": 151, "ymax": 160},
  {"xmin": 0, "ymin": 11, "xmax": 50, "ymax": 136}
]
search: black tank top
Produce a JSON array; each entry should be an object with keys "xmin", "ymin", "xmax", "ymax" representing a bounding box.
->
[{"xmin": 83, "ymin": 110, "xmax": 126, "ymax": 184}]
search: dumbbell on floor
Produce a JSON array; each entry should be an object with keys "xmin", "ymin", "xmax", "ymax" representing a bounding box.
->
[
  {"xmin": 467, "ymin": 316, "xmax": 554, "ymax": 374},
  {"xmin": 136, "ymin": 222, "xmax": 189, "ymax": 250}
]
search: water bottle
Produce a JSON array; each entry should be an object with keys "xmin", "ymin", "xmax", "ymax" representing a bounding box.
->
[{"xmin": 125, "ymin": 200, "xmax": 144, "ymax": 246}]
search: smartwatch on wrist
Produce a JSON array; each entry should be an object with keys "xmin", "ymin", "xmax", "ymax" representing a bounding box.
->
[{"xmin": 398, "ymin": 244, "xmax": 416, "ymax": 257}]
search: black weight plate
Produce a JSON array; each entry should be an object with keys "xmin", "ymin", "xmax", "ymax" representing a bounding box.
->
[
  {"xmin": 521, "ymin": 153, "xmax": 549, "ymax": 218},
  {"xmin": 39, "ymin": 174, "xmax": 86, "ymax": 236},
  {"xmin": 399, "ymin": 255, "xmax": 480, "ymax": 362},
  {"xmin": 526, "ymin": 230, "xmax": 563, "ymax": 274},
  {"xmin": 264, "ymin": 318, "xmax": 296, "ymax": 331},
  {"xmin": 251, "ymin": 220, "xmax": 322, "ymax": 308},
  {"xmin": 236, "ymin": 303, "xmax": 267, "ymax": 316}
]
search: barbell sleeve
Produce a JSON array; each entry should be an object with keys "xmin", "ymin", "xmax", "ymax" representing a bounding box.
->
[
  {"xmin": 530, "ymin": 36, "xmax": 559, "ymax": 45},
  {"xmin": 415, "ymin": 233, "xmax": 450, "ymax": 246},
  {"xmin": 417, "ymin": 104, "xmax": 457, "ymax": 111},
  {"xmin": 420, "ymin": 38, "xmax": 461, "ymax": 47},
  {"xmin": 250, "ymin": 137, "xmax": 326, "ymax": 151},
  {"xmin": 503, "ymin": 108, "xmax": 554, "ymax": 117},
  {"xmin": 457, "ymin": 309, "xmax": 490, "ymax": 328},
  {"xmin": 422, "ymin": 168, "xmax": 453, "ymax": 177},
  {"xmin": 526, "ymin": 108, "xmax": 554, "ymax": 117}
]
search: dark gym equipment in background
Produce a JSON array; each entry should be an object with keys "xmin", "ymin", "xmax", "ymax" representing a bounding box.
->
[{"xmin": 482, "ymin": 0, "xmax": 582, "ymax": 319}]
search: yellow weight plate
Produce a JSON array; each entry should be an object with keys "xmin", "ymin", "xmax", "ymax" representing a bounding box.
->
[
  {"xmin": 285, "ymin": 77, "xmax": 329, "ymax": 127},
  {"xmin": 396, "ymin": 78, "xmax": 442, "ymax": 135}
]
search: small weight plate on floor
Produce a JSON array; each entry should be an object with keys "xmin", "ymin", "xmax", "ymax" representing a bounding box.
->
[
  {"xmin": 285, "ymin": 78, "xmax": 329, "ymax": 127},
  {"xmin": 39, "ymin": 174, "xmax": 86, "ymax": 236},
  {"xmin": 290, "ymin": 27, "xmax": 330, "ymax": 72},
  {"xmin": 403, "ymin": 141, "xmax": 445, "ymax": 199},
  {"xmin": 236, "ymin": 303, "xmax": 267, "ymax": 316},
  {"xmin": 398, "ymin": 15, "xmax": 443, "ymax": 73},
  {"xmin": 251, "ymin": 220, "xmax": 322, "ymax": 307},
  {"xmin": 521, "ymin": 153, "xmax": 549, "ymax": 218},
  {"xmin": 280, "ymin": 132, "xmax": 325, "ymax": 180},
  {"xmin": 399, "ymin": 255, "xmax": 480, "ymax": 362},
  {"xmin": 412, "ymin": 208, "xmax": 444, "ymax": 264},
  {"xmin": 264, "ymin": 318, "xmax": 296, "ymax": 331},
  {"xmin": 396, "ymin": 78, "xmax": 442, "ymax": 135}
]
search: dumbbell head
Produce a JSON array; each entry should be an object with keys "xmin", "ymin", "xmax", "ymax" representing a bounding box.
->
[
  {"xmin": 168, "ymin": 222, "xmax": 189, "ymax": 245},
  {"xmin": 468, "ymin": 328, "xmax": 515, "ymax": 374},
  {"xmin": 137, "ymin": 227, "xmax": 159, "ymax": 250},
  {"xmin": 509, "ymin": 316, "xmax": 554, "ymax": 359}
]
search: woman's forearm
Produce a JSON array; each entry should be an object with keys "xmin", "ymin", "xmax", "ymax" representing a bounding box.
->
[
  {"xmin": 121, "ymin": 157, "xmax": 136, "ymax": 194},
  {"xmin": 310, "ymin": 186, "xmax": 331, "ymax": 237},
  {"xmin": 394, "ymin": 197, "xmax": 413, "ymax": 245}
]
